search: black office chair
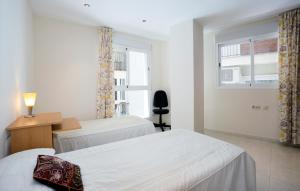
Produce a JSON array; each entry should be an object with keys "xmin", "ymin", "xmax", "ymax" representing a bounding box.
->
[{"xmin": 153, "ymin": 90, "xmax": 171, "ymax": 131}]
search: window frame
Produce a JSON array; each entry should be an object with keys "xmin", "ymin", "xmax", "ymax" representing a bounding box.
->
[
  {"xmin": 216, "ymin": 32, "xmax": 278, "ymax": 89},
  {"xmin": 112, "ymin": 44, "xmax": 152, "ymax": 118}
]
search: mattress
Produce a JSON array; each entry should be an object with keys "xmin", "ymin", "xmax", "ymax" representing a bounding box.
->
[
  {"xmin": 1, "ymin": 129, "xmax": 256, "ymax": 191},
  {"xmin": 53, "ymin": 115, "xmax": 156, "ymax": 153}
]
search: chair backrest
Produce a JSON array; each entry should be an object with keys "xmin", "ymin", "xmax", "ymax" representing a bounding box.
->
[{"xmin": 153, "ymin": 90, "xmax": 168, "ymax": 108}]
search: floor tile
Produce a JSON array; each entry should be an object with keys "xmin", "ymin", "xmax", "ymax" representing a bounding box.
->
[
  {"xmin": 256, "ymin": 172, "xmax": 269, "ymax": 191},
  {"xmin": 269, "ymin": 176, "xmax": 300, "ymax": 191},
  {"xmin": 204, "ymin": 130, "xmax": 300, "ymax": 191}
]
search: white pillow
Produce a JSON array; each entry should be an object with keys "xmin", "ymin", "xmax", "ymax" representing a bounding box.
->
[{"xmin": 0, "ymin": 148, "xmax": 55, "ymax": 191}]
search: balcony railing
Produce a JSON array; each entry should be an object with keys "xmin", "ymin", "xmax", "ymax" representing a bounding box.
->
[{"xmin": 113, "ymin": 51, "xmax": 126, "ymax": 71}]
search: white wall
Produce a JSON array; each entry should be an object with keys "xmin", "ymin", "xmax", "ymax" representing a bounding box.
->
[
  {"xmin": 0, "ymin": 0, "xmax": 34, "ymax": 158},
  {"xmin": 193, "ymin": 22, "xmax": 204, "ymax": 133},
  {"xmin": 170, "ymin": 20, "xmax": 194, "ymax": 130},
  {"xmin": 34, "ymin": 16, "xmax": 170, "ymax": 121},
  {"xmin": 151, "ymin": 41, "xmax": 171, "ymax": 124},
  {"xmin": 169, "ymin": 20, "xmax": 204, "ymax": 132},
  {"xmin": 204, "ymin": 21, "xmax": 280, "ymax": 140},
  {"xmin": 215, "ymin": 17, "xmax": 278, "ymax": 43},
  {"xmin": 34, "ymin": 17, "xmax": 98, "ymax": 120}
]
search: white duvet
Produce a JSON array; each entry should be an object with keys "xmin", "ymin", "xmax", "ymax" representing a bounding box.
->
[
  {"xmin": 0, "ymin": 129, "xmax": 256, "ymax": 191},
  {"xmin": 53, "ymin": 115, "xmax": 156, "ymax": 153}
]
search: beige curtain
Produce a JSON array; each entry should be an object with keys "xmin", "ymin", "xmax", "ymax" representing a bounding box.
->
[
  {"xmin": 279, "ymin": 8, "xmax": 300, "ymax": 145},
  {"xmin": 96, "ymin": 27, "xmax": 114, "ymax": 119}
]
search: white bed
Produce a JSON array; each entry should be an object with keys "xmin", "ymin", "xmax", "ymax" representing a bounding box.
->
[
  {"xmin": 0, "ymin": 129, "xmax": 256, "ymax": 191},
  {"xmin": 53, "ymin": 115, "xmax": 156, "ymax": 153}
]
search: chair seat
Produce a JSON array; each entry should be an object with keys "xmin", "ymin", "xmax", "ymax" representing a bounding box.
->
[{"xmin": 153, "ymin": 108, "xmax": 169, "ymax": 114}]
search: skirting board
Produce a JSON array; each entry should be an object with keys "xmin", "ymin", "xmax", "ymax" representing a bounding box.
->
[{"xmin": 203, "ymin": 128, "xmax": 279, "ymax": 143}]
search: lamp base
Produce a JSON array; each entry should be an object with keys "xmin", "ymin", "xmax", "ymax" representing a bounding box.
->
[
  {"xmin": 24, "ymin": 115, "xmax": 36, "ymax": 118},
  {"xmin": 25, "ymin": 106, "xmax": 35, "ymax": 118}
]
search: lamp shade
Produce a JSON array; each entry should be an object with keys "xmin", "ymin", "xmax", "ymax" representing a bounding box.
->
[{"xmin": 23, "ymin": 92, "xmax": 37, "ymax": 107}]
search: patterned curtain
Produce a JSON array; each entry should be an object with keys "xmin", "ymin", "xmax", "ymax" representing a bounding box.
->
[
  {"xmin": 96, "ymin": 27, "xmax": 114, "ymax": 119},
  {"xmin": 279, "ymin": 8, "xmax": 300, "ymax": 145}
]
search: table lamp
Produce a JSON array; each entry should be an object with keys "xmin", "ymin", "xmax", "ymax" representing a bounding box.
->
[{"xmin": 23, "ymin": 92, "xmax": 37, "ymax": 118}]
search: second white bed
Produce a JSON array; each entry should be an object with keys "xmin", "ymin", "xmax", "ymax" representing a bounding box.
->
[{"xmin": 53, "ymin": 116, "xmax": 155, "ymax": 153}]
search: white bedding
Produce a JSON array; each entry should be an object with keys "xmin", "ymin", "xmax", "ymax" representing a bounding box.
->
[
  {"xmin": 1, "ymin": 129, "xmax": 256, "ymax": 191},
  {"xmin": 53, "ymin": 115, "xmax": 156, "ymax": 153},
  {"xmin": 0, "ymin": 149, "xmax": 56, "ymax": 191}
]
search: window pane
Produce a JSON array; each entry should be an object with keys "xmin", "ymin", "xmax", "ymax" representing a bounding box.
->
[
  {"xmin": 128, "ymin": 51, "xmax": 148, "ymax": 86},
  {"xmin": 127, "ymin": 90, "xmax": 149, "ymax": 118},
  {"xmin": 219, "ymin": 42, "xmax": 251, "ymax": 85},
  {"xmin": 113, "ymin": 47, "xmax": 127, "ymax": 86},
  {"xmin": 115, "ymin": 90, "xmax": 128, "ymax": 116},
  {"xmin": 114, "ymin": 90, "xmax": 149, "ymax": 118},
  {"xmin": 254, "ymin": 38, "xmax": 278, "ymax": 84}
]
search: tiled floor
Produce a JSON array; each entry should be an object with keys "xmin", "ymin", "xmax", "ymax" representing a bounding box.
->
[{"xmin": 204, "ymin": 130, "xmax": 300, "ymax": 191}]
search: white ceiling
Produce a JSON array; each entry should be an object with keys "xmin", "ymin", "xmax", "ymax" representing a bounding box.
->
[{"xmin": 30, "ymin": 0, "xmax": 300, "ymax": 40}]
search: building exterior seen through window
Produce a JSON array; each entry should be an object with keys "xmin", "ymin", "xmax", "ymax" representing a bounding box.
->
[{"xmin": 218, "ymin": 35, "xmax": 278, "ymax": 87}]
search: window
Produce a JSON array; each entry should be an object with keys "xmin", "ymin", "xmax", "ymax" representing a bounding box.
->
[
  {"xmin": 218, "ymin": 34, "xmax": 278, "ymax": 87},
  {"xmin": 113, "ymin": 45, "xmax": 150, "ymax": 118},
  {"xmin": 253, "ymin": 38, "xmax": 278, "ymax": 84}
]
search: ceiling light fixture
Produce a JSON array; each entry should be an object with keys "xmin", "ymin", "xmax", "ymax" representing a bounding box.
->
[{"xmin": 142, "ymin": 19, "xmax": 147, "ymax": 23}]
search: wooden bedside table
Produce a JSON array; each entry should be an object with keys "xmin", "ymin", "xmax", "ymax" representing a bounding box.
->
[
  {"xmin": 52, "ymin": 117, "xmax": 81, "ymax": 133},
  {"xmin": 7, "ymin": 112, "xmax": 63, "ymax": 154}
]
